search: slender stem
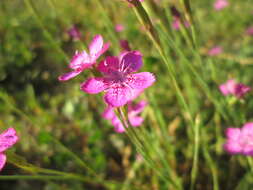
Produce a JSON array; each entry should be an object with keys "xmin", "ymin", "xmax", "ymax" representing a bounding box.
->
[
  {"xmin": 202, "ymin": 130, "xmax": 219, "ymax": 190},
  {"xmin": 190, "ymin": 115, "xmax": 200, "ymax": 190}
]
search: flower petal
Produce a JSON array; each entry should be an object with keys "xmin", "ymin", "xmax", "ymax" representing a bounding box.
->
[
  {"xmin": 128, "ymin": 100, "xmax": 148, "ymax": 115},
  {"xmin": 111, "ymin": 117, "xmax": 125, "ymax": 133},
  {"xmin": 224, "ymin": 141, "xmax": 242, "ymax": 154},
  {"xmin": 241, "ymin": 122, "xmax": 253, "ymax": 136},
  {"xmin": 129, "ymin": 116, "xmax": 144, "ymax": 127},
  {"xmin": 0, "ymin": 153, "xmax": 6, "ymax": 171},
  {"xmin": 0, "ymin": 128, "xmax": 18, "ymax": 153},
  {"xmin": 234, "ymin": 83, "xmax": 251, "ymax": 98},
  {"xmin": 98, "ymin": 56, "xmax": 120, "ymax": 74},
  {"xmin": 225, "ymin": 128, "xmax": 241, "ymax": 140},
  {"xmin": 104, "ymin": 85, "xmax": 131, "ymax": 107},
  {"xmin": 219, "ymin": 84, "xmax": 230, "ymax": 95},
  {"xmin": 89, "ymin": 35, "xmax": 103, "ymax": 57},
  {"xmin": 120, "ymin": 51, "xmax": 143, "ymax": 73},
  {"xmin": 97, "ymin": 42, "xmax": 110, "ymax": 58},
  {"xmin": 80, "ymin": 78, "xmax": 108, "ymax": 94},
  {"xmin": 58, "ymin": 70, "xmax": 82, "ymax": 81},
  {"xmin": 69, "ymin": 51, "xmax": 90, "ymax": 69},
  {"xmin": 102, "ymin": 106, "xmax": 115, "ymax": 120},
  {"xmin": 127, "ymin": 72, "xmax": 155, "ymax": 90}
]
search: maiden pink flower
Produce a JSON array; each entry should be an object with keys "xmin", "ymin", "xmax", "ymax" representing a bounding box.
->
[
  {"xmin": 219, "ymin": 79, "xmax": 251, "ymax": 98},
  {"xmin": 0, "ymin": 128, "xmax": 18, "ymax": 171},
  {"xmin": 103, "ymin": 100, "xmax": 147, "ymax": 133},
  {"xmin": 67, "ymin": 25, "xmax": 81, "ymax": 41},
  {"xmin": 81, "ymin": 51, "xmax": 155, "ymax": 107},
  {"xmin": 172, "ymin": 18, "xmax": 190, "ymax": 30},
  {"xmin": 115, "ymin": 24, "xmax": 125, "ymax": 32},
  {"xmin": 58, "ymin": 35, "xmax": 110, "ymax": 81},
  {"xmin": 224, "ymin": 123, "xmax": 253, "ymax": 156},
  {"xmin": 120, "ymin": 40, "xmax": 131, "ymax": 52},
  {"xmin": 214, "ymin": 0, "xmax": 229, "ymax": 11},
  {"xmin": 170, "ymin": 6, "xmax": 190, "ymax": 30},
  {"xmin": 208, "ymin": 46, "xmax": 223, "ymax": 56},
  {"xmin": 246, "ymin": 27, "xmax": 253, "ymax": 36}
]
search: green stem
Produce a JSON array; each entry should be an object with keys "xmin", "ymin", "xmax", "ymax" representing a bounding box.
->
[
  {"xmin": 190, "ymin": 115, "xmax": 200, "ymax": 190},
  {"xmin": 202, "ymin": 130, "xmax": 219, "ymax": 190},
  {"xmin": 0, "ymin": 175, "xmax": 87, "ymax": 182}
]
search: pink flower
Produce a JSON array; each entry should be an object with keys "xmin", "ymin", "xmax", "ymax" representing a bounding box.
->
[
  {"xmin": 219, "ymin": 79, "xmax": 251, "ymax": 98},
  {"xmin": 0, "ymin": 128, "xmax": 18, "ymax": 171},
  {"xmin": 172, "ymin": 18, "xmax": 190, "ymax": 30},
  {"xmin": 67, "ymin": 25, "xmax": 81, "ymax": 41},
  {"xmin": 115, "ymin": 24, "xmax": 125, "ymax": 32},
  {"xmin": 224, "ymin": 123, "xmax": 253, "ymax": 156},
  {"xmin": 208, "ymin": 46, "xmax": 223, "ymax": 56},
  {"xmin": 120, "ymin": 40, "xmax": 131, "ymax": 52},
  {"xmin": 246, "ymin": 27, "xmax": 253, "ymax": 36},
  {"xmin": 103, "ymin": 100, "xmax": 147, "ymax": 133},
  {"xmin": 81, "ymin": 51, "xmax": 155, "ymax": 107},
  {"xmin": 170, "ymin": 6, "xmax": 190, "ymax": 30},
  {"xmin": 214, "ymin": 0, "xmax": 229, "ymax": 11},
  {"xmin": 58, "ymin": 35, "xmax": 110, "ymax": 81}
]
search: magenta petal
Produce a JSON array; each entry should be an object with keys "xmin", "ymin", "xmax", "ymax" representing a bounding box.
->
[
  {"xmin": 219, "ymin": 84, "xmax": 229, "ymax": 95},
  {"xmin": 224, "ymin": 141, "xmax": 242, "ymax": 154},
  {"xmin": 104, "ymin": 86, "xmax": 131, "ymax": 107},
  {"xmin": 97, "ymin": 42, "xmax": 110, "ymax": 58},
  {"xmin": 69, "ymin": 51, "xmax": 89, "ymax": 69},
  {"xmin": 102, "ymin": 106, "xmax": 115, "ymax": 120},
  {"xmin": 234, "ymin": 84, "xmax": 251, "ymax": 98},
  {"xmin": 120, "ymin": 51, "xmax": 143, "ymax": 73},
  {"xmin": 129, "ymin": 116, "xmax": 144, "ymax": 127},
  {"xmin": 112, "ymin": 117, "xmax": 125, "ymax": 133},
  {"xmin": 98, "ymin": 56, "xmax": 120, "ymax": 74},
  {"xmin": 129, "ymin": 100, "xmax": 147, "ymax": 115},
  {"xmin": 89, "ymin": 35, "xmax": 103, "ymax": 57},
  {"xmin": 127, "ymin": 72, "xmax": 155, "ymax": 90},
  {"xmin": 0, "ymin": 153, "xmax": 6, "ymax": 171},
  {"xmin": 225, "ymin": 128, "xmax": 241, "ymax": 140},
  {"xmin": 80, "ymin": 78, "xmax": 108, "ymax": 94},
  {"xmin": 242, "ymin": 122, "xmax": 253, "ymax": 135},
  {"xmin": 58, "ymin": 70, "xmax": 82, "ymax": 81},
  {"xmin": 0, "ymin": 128, "xmax": 18, "ymax": 153},
  {"xmin": 172, "ymin": 19, "xmax": 180, "ymax": 30}
]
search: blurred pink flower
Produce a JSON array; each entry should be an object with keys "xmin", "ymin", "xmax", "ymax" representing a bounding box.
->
[
  {"xmin": 67, "ymin": 25, "xmax": 81, "ymax": 40},
  {"xmin": 208, "ymin": 46, "xmax": 223, "ymax": 56},
  {"xmin": 120, "ymin": 40, "xmax": 131, "ymax": 51},
  {"xmin": 81, "ymin": 51, "xmax": 155, "ymax": 107},
  {"xmin": 214, "ymin": 0, "xmax": 229, "ymax": 11},
  {"xmin": 103, "ymin": 100, "xmax": 147, "ymax": 133},
  {"xmin": 170, "ymin": 6, "xmax": 190, "ymax": 30},
  {"xmin": 224, "ymin": 123, "xmax": 253, "ymax": 156},
  {"xmin": 219, "ymin": 79, "xmax": 251, "ymax": 98},
  {"xmin": 115, "ymin": 24, "xmax": 125, "ymax": 32},
  {"xmin": 172, "ymin": 18, "xmax": 190, "ymax": 30},
  {"xmin": 59, "ymin": 35, "xmax": 110, "ymax": 81},
  {"xmin": 246, "ymin": 27, "xmax": 253, "ymax": 36},
  {"xmin": 0, "ymin": 128, "xmax": 18, "ymax": 171}
]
